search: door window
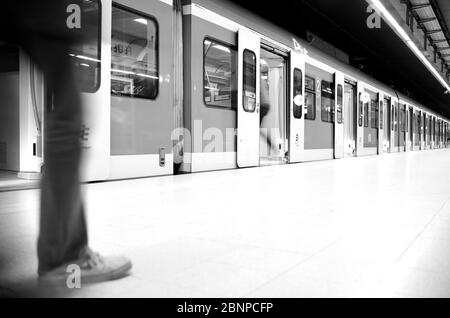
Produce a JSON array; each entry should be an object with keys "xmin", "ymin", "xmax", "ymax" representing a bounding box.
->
[
  {"xmin": 242, "ymin": 50, "xmax": 257, "ymax": 112},
  {"xmin": 111, "ymin": 5, "xmax": 159, "ymax": 100}
]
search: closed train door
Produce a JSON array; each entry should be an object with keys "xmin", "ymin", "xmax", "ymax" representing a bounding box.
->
[
  {"xmin": 390, "ymin": 101, "xmax": 395, "ymax": 152},
  {"xmin": 356, "ymin": 82, "xmax": 365, "ymax": 156},
  {"xmin": 334, "ymin": 72, "xmax": 344, "ymax": 159},
  {"xmin": 289, "ymin": 49, "xmax": 305, "ymax": 163},
  {"xmin": 108, "ymin": 0, "xmax": 174, "ymax": 179},
  {"xmin": 384, "ymin": 96, "xmax": 391, "ymax": 153},
  {"xmin": 237, "ymin": 28, "xmax": 260, "ymax": 168},
  {"xmin": 377, "ymin": 93, "xmax": 383, "ymax": 154}
]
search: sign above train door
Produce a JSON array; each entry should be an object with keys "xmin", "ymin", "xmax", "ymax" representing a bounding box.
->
[
  {"xmin": 237, "ymin": 28, "xmax": 260, "ymax": 168},
  {"xmin": 289, "ymin": 50, "xmax": 305, "ymax": 163}
]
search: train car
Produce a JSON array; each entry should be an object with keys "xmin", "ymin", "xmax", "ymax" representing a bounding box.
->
[{"xmin": 0, "ymin": 0, "xmax": 449, "ymax": 184}]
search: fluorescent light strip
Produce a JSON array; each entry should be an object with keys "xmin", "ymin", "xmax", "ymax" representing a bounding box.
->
[
  {"xmin": 112, "ymin": 69, "xmax": 135, "ymax": 75},
  {"xmin": 136, "ymin": 73, "xmax": 159, "ymax": 80},
  {"xmin": 112, "ymin": 69, "xmax": 159, "ymax": 80},
  {"xmin": 75, "ymin": 55, "xmax": 100, "ymax": 63},
  {"xmin": 370, "ymin": 0, "xmax": 450, "ymax": 92},
  {"xmin": 134, "ymin": 18, "xmax": 148, "ymax": 25}
]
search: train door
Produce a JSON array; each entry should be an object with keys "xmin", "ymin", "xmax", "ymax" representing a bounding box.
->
[
  {"xmin": 356, "ymin": 82, "xmax": 366, "ymax": 156},
  {"xmin": 424, "ymin": 113, "xmax": 428, "ymax": 149},
  {"xmin": 109, "ymin": 1, "xmax": 174, "ymax": 179},
  {"xmin": 288, "ymin": 49, "xmax": 305, "ymax": 163},
  {"xmin": 399, "ymin": 104, "xmax": 406, "ymax": 152},
  {"xmin": 409, "ymin": 107, "xmax": 413, "ymax": 151},
  {"xmin": 237, "ymin": 27, "xmax": 260, "ymax": 168},
  {"xmin": 334, "ymin": 72, "xmax": 344, "ymax": 158},
  {"xmin": 392, "ymin": 102, "xmax": 398, "ymax": 152},
  {"xmin": 384, "ymin": 97, "xmax": 391, "ymax": 152},
  {"xmin": 446, "ymin": 122, "xmax": 448, "ymax": 148},
  {"xmin": 437, "ymin": 119, "xmax": 441, "ymax": 148},
  {"xmin": 430, "ymin": 117, "xmax": 434, "ymax": 148},
  {"xmin": 377, "ymin": 93, "xmax": 383, "ymax": 154},
  {"xmin": 259, "ymin": 45, "xmax": 288, "ymax": 165},
  {"xmin": 418, "ymin": 110, "xmax": 422, "ymax": 150},
  {"xmin": 343, "ymin": 80, "xmax": 357, "ymax": 157}
]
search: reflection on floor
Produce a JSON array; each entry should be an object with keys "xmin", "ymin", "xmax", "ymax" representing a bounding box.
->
[
  {"xmin": 0, "ymin": 170, "xmax": 39, "ymax": 192},
  {"xmin": 1, "ymin": 149, "xmax": 450, "ymax": 297}
]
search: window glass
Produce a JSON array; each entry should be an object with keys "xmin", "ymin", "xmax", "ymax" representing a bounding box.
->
[
  {"xmin": 242, "ymin": 50, "xmax": 256, "ymax": 112},
  {"xmin": 371, "ymin": 100, "xmax": 378, "ymax": 129},
  {"xmin": 305, "ymin": 76, "xmax": 315, "ymax": 120},
  {"xmin": 391, "ymin": 106, "xmax": 394, "ymax": 130},
  {"xmin": 429, "ymin": 118, "xmax": 432, "ymax": 137},
  {"xmin": 293, "ymin": 68, "xmax": 303, "ymax": 119},
  {"xmin": 337, "ymin": 84, "xmax": 343, "ymax": 124},
  {"xmin": 380, "ymin": 100, "xmax": 384, "ymax": 129},
  {"xmin": 359, "ymin": 97, "xmax": 363, "ymax": 127},
  {"xmin": 204, "ymin": 39, "xmax": 237, "ymax": 109},
  {"xmin": 402, "ymin": 107, "xmax": 407, "ymax": 132},
  {"xmin": 69, "ymin": 0, "xmax": 101, "ymax": 92},
  {"xmin": 111, "ymin": 5, "xmax": 158, "ymax": 99},
  {"xmin": 401, "ymin": 107, "xmax": 406, "ymax": 132},
  {"xmin": 394, "ymin": 106, "xmax": 398, "ymax": 131},
  {"xmin": 364, "ymin": 102, "xmax": 369, "ymax": 127},
  {"xmin": 321, "ymin": 80, "xmax": 334, "ymax": 122}
]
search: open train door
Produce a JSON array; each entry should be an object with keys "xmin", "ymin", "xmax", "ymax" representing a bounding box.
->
[
  {"xmin": 356, "ymin": 82, "xmax": 366, "ymax": 156},
  {"xmin": 334, "ymin": 72, "xmax": 344, "ymax": 159},
  {"xmin": 288, "ymin": 49, "xmax": 305, "ymax": 163},
  {"xmin": 377, "ymin": 93, "xmax": 383, "ymax": 154},
  {"xmin": 237, "ymin": 27, "xmax": 260, "ymax": 168}
]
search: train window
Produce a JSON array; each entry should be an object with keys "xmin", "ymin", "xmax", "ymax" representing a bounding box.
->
[
  {"xmin": 417, "ymin": 112, "xmax": 421, "ymax": 134},
  {"xmin": 364, "ymin": 102, "xmax": 369, "ymax": 127},
  {"xmin": 394, "ymin": 106, "xmax": 398, "ymax": 131},
  {"xmin": 293, "ymin": 68, "xmax": 303, "ymax": 119},
  {"xmin": 304, "ymin": 76, "xmax": 316, "ymax": 120},
  {"xmin": 204, "ymin": 39, "xmax": 237, "ymax": 109},
  {"xmin": 111, "ymin": 5, "xmax": 159, "ymax": 100},
  {"xmin": 321, "ymin": 80, "xmax": 334, "ymax": 122},
  {"xmin": 68, "ymin": 0, "xmax": 101, "ymax": 93},
  {"xmin": 370, "ymin": 100, "xmax": 378, "ymax": 129},
  {"xmin": 242, "ymin": 50, "xmax": 257, "ymax": 112},
  {"xmin": 404, "ymin": 109, "xmax": 407, "ymax": 132},
  {"xmin": 359, "ymin": 96, "xmax": 363, "ymax": 127},
  {"xmin": 336, "ymin": 84, "xmax": 343, "ymax": 124},
  {"xmin": 380, "ymin": 100, "xmax": 384, "ymax": 129}
]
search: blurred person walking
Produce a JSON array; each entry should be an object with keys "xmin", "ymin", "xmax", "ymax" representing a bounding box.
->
[{"xmin": 0, "ymin": 1, "xmax": 132, "ymax": 287}]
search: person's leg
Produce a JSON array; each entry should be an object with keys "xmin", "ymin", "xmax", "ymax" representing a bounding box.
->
[
  {"xmin": 30, "ymin": 41, "xmax": 88, "ymax": 274},
  {"xmin": 1, "ymin": 1, "xmax": 131, "ymax": 286}
]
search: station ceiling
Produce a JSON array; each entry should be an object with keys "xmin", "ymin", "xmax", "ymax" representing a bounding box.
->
[{"xmin": 230, "ymin": 0, "xmax": 450, "ymax": 118}]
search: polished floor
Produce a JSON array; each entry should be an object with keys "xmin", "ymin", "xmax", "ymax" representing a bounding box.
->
[
  {"xmin": 0, "ymin": 171, "xmax": 39, "ymax": 192},
  {"xmin": 1, "ymin": 149, "xmax": 450, "ymax": 297}
]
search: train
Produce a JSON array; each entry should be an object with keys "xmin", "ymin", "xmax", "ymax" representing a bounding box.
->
[{"xmin": 0, "ymin": 0, "xmax": 449, "ymax": 182}]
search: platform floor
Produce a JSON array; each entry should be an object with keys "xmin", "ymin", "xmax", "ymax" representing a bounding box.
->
[
  {"xmin": 0, "ymin": 170, "xmax": 39, "ymax": 192},
  {"xmin": 1, "ymin": 149, "xmax": 450, "ymax": 297}
]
